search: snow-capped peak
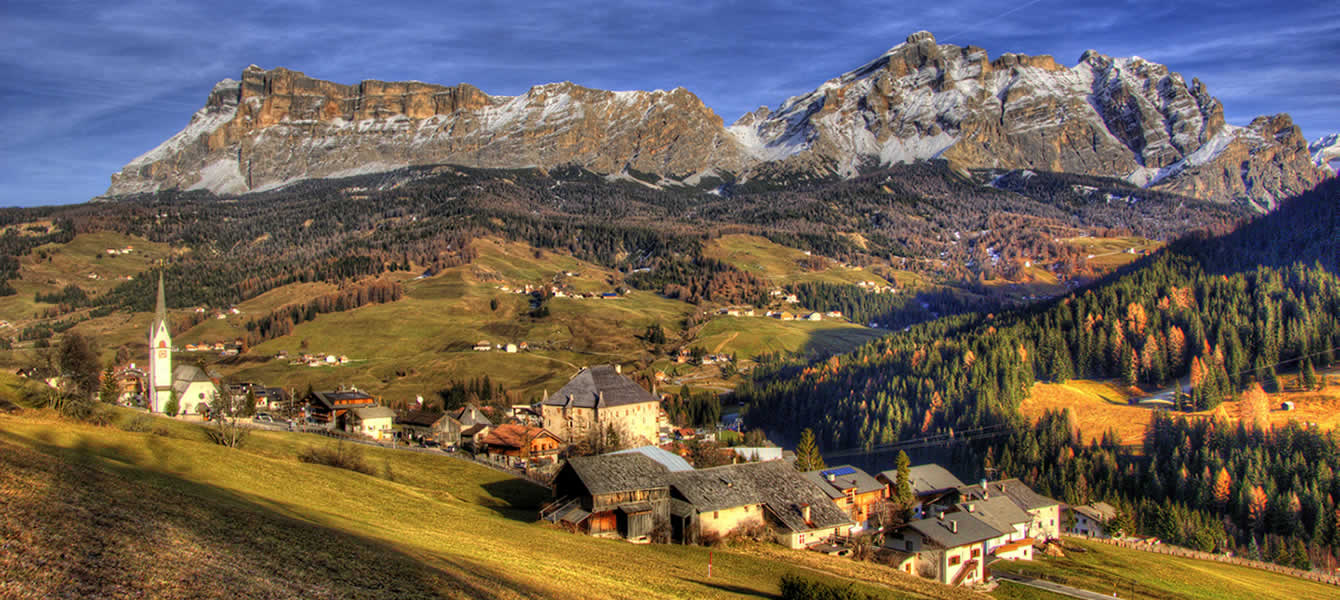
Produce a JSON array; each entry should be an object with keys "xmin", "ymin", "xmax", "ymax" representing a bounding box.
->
[{"xmin": 1311, "ymin": 134, "xmax": 1340, "ymax": 175}]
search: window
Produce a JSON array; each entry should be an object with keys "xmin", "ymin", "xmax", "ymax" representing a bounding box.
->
[
  {"xmin": 971, "ymin": 548, "xmax": 981, "ymax": 559},
  {"xmin": 905, "ymin": 540, "xmax": 913, "ymax": 551},
  {"xmin": 948, "ymin": 555, "xmax": 961, "ymax": 567},
  {"xmin": 713, "ymin": 511, "xmax": 719, "ymax": 519}
]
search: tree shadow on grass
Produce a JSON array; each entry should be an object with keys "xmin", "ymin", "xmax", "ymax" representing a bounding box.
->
[
  {"xmin": 0, "ymin": 429, "xmax": 554, "ymax": 600},
  {"xmin": 798, "ymin": 327, "xmax": 890, "ymax": 361},
  {"xmin": 480, "ymin": 477, "xmax": 551, "ymax": 523},
  {"xmin": 676, "ymin": 577, "xmax": 777, "ymax": 599}
]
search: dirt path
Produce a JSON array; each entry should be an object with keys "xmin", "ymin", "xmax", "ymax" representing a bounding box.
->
[{"xmin": 711, "ymin": 332, "xmax": 739, "ymax": 354}]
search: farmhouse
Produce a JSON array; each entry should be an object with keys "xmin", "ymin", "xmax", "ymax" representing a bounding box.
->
[
  {"xmin": 305, "ymin": 389, "xmax": 377, "ymax": 427},
  {"xmin": 541, "ymin": 365, "xmax": 659, "ymax": 447},
  {"xmin": 802, "ymin": 465, "xmax": 888, "ymax": 529},
  {"xmin": 544, "ymin": 453, "xmax": 671, "ymax": 542},
  {"xmin": 454, "ymin": 405, "xmax": 494, "ymax": 451},
  {"xmin": 481, "ymin": 424, "xmax": 563, "ymax": 467},
  {"xmin": 1068, "ymin": 501, "xmax": 1119, "ymax": 538},
  {"xmin": 951, "ymin": 496, "xmax": 1032, "ymax": 557},
  {"xmin": 347, "ymin": 406, "xmax": 396, "ymax": 440},
  {"xmin": 397, "ymin": 410, "xmax": 463, "ymax": 446},
  {"xmin": 959, "ymin": 479, "xmax": 1061, "ymax": 541},
  {"xmin": 885, "ymin": 512, "xmax": 1005, "ymax": 586},
  {"xmin": 668, "ymin": 460, "xmax": 854, "ymax": 549}
]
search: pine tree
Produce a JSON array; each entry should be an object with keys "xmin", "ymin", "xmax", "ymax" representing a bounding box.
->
[
  {"xmin": 1301, "ymin": 358, "xmax": 1318, "ymax": 391},
  {"xmin": 164, "ymin": 391, "xmax": 180, "ymax": 417},
  {"xmin": 894, "ymin": 450, "xmax": 913, "ymax": 506},
  {"xmin": 97, "ymin": 362, "xmax": 118, "ymax": 404},
  {"xmin": 794, "ymin": 428, "xmax": 826, "ymax": 472}
]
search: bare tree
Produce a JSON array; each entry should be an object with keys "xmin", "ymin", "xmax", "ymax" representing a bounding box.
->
[{"xmin": 206, "ymin": 383, "xmax": 250, "ymax": 448}]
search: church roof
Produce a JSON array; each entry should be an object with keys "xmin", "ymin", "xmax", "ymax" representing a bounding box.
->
[{"xmin": 543, "ymin": 365, "xmax": 656, "ymax": 409}]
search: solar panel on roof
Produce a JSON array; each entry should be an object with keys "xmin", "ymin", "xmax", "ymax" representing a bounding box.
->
[{"xmin": 822, "ymin": 466, "xmax": 857, "ymax": 477}]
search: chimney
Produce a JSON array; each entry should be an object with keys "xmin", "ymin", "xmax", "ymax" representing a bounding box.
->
[
  {"xmin": 615, "ymin": 364, "xmax": 621, "ymax": 374},
  {"xmin": 966, "ymin": 503, "xmax": 975, "ymax": 513},
  {"xmin": 938, "ymin": 511, "xmax": 945, "ymax": 521},
  {"xmin": 802, "ymin": 504, "xmax": 811, "ymax": 523},
  {"xmin": 825, "ymin": 473, "xmax": 836, "ymax": 482},
  {"xmin": 950, "ymin": 520, "xmax": 958, "ymax": 534}
]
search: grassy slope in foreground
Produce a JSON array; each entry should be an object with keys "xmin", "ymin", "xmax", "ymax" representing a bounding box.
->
[
  {"xmin": 990, "ymin": 537, "xmax": 1335, "ymax": 600},
  {"xmin": 0, "ymin": 409, "xmax": 971, "ymax": 600}
]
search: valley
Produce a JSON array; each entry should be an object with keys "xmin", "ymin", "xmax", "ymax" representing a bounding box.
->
[{"xmin": 3, "ymin": 16, "xmax": 1338, "ymax": 599}]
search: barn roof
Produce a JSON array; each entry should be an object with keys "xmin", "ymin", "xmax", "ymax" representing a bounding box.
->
[
  {"xmin": 543, "ymin": 365, "xmax": 656, "ymax": 409},
  {"xmin": 482, "ymin": 424, "xmax": 561, "ymax": 449},
  {"xmin": 669, "ymin": 461, "xmax": 852, "ymax": 532},
  {"xmin": 878, "ymin": 464, "xmax": 967, "ymax": 496},
  {"xmin": 352, "ymin": 406, "xmax": 396, "ymax": 420},
  {"xmin": 957, "ymin": 496, "xmax": 1031, "ymax": 533},
  {"xmin": 905, "ymin": 512, "xmax": 1008, "ymax": 548},
  {"xmin": 1071, "ymin": 501, "xmax": 1118, "ymax": 523},
  {"xmin": 398, "ymin": 410, "xmax": 453, "ymax": 428},
  {"xmin": 960, "ymin": 478, "xmax": 1059, "ymax": 512},
  {"xmin": 564, "ymin": 453, "xmax": 671, "ymax": 495}
]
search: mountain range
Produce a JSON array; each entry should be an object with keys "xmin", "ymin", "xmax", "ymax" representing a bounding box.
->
[{"xmin": 106, "ymin": 31, "xmax": 1331, "ymax": 210}]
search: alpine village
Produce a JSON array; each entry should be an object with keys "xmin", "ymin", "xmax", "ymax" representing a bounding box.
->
[{"xmin": 3, "ymin": 14, "xmax": 1340, "ymax": 600}]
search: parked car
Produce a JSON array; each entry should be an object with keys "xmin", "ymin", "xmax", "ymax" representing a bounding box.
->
[
  {"xmin": 422, "ymin": 439, "xmax": 440, "ymax": 448},
  {"xmin": 254, "ymin": 413, "xmax": 274, "ymax": 423}
]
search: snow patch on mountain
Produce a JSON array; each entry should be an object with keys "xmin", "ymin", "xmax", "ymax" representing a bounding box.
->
[
  {"xmin": 879, "ymin": 132, "xmax": 957, "ymax": 165},
  {"xmin": 1312, "ymin": 134, "xmax": 1340, "ymax": 175},
  {"xmin": 1130, "ymin": 125, "xmax": 1243, "ymax": 187},
  {"xmin": 187, "ymin": 158, "xmax": 248, "ymax": 195}
]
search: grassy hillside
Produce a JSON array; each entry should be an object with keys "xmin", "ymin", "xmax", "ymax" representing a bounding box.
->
[
  {"xmin": 990, "ymin": 537, "xmax": 1335, "ymax": 600},
  {"xmin": 1023, "ymin": 374, "xmax": 1340, "ymax": 445},
  {"xmin": 0, "ymin": 234, "xmax": 887, "ymax": 403},
  {"xmin": 0, "ymin": 409, "xmax": 975, "ymax": 600},
  {"xmin": 703, "ymin": 234, "xmax": 894, "ymax": 286},
  {"xmin": 207, "ymin": 238, "xmax": 885, "ymax": 401},
  {"xmin": 694, "ymin": 316, "xmax": 887, "ymax": 360},
  {"xmin": 0, "ymin": 231, "xmax": 173, "ymax": 324}
]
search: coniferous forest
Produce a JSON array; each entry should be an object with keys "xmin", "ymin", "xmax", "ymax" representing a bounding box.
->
[{"xmin": 739, "ymin": 177, "xmax": 1340, "ymax": 567}]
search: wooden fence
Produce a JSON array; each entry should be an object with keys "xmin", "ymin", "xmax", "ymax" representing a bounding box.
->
[{"xmin": 1063, "ymin": 534, "xmax": 1340, "ymax": 586}]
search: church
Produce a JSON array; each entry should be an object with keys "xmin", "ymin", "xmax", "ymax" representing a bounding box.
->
[{"xmin": 147, "ymin": 274, "xmax": 219, "ymax": 416}]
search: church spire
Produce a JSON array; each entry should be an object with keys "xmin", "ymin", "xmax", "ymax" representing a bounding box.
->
[{"xmin": 151, "ymin": 271, "xmax": 168, "ymax": 335}]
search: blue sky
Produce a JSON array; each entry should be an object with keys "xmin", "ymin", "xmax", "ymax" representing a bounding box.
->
[{"xmin": 2, "ymin": 0, "xmax": 1336, "ymax": 207}]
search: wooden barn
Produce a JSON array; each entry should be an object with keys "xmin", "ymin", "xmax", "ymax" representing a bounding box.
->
[{"xmin": 543, "ymin": 453, "xmax": 671, "ymax": 543}]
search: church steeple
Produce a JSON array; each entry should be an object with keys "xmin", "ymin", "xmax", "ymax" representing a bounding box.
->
[
  {"xmin": 148, "ymin": 271, "xmax": 173, "ymax": 413},
  {"xmin": 153, "ymin": 271, "xmax": 168, "ymax": 331}
]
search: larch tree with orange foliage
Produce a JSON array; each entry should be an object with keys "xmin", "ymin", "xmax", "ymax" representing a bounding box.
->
[
  {"xmin": 1212, "ymin": 467, "xmax": 1233, "ymax": 509},
  {"xmin": 1247, "ymin": 485, "xmax": 1269, "ymax": 531},
  {"xmin": 1125, "ymin": 302, "xmax": 1147, "ymax": 335},
  {"xmin": 1240, "ymin": 382, "xmax": 1270, "ymax": 432}
]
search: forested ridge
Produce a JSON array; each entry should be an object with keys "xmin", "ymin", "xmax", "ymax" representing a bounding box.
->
[
  {"xmin": 0, "ymin": 162, "xmax": 1248, "ymax": 320},
  {"xmin": 739, "ymin": 177, "xmax": 1340, "ymax": 567}
]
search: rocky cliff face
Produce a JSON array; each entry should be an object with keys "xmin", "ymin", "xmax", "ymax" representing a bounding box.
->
[
  {"xmin": 1313, "ymin": 134, "xmax": 1340, "ymax": 175},
  {"xmin": 108, "ymin": 65, "xmax": 750, "ymax": 196},
  {"xmin": 107, "ymin": 35, "xmax": 1328, "ymax": 208},
  {"xmin": 731, "ymin": 31, "xmax": 1326, "ymax": 209}
]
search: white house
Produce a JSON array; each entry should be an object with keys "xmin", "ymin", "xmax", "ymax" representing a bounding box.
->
[
  {"xmin": 348, "ymin": 406, "xmax": 396, "ymax": 440},
  {"xmin": 885, "ymin": 512, "xmax": 1006, "ymax": 586},
  {"xmin": 1068, "ymin": 501, "xmax": 1118, "ymax": 538}
]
